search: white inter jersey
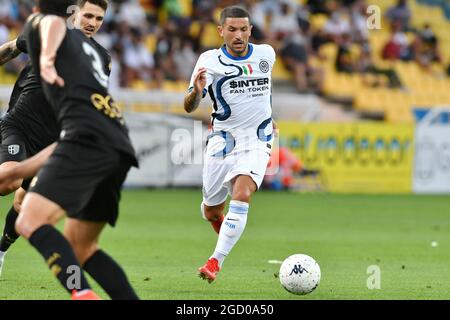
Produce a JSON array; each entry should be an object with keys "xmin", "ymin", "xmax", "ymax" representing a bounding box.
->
[
  {"xmin": 190, "ymin": 44, "xmax": 276, "ymax": 205},
  {"xmin": 189, "ymin": 43, "xmax": 276, "ymax": 152}
]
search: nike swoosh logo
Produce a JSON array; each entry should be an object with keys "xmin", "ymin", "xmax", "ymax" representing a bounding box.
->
[
  {"xmin": 227, "ymin": 218, "xmax": 239, "ymax": 221},
  {"xmin": 225, "ymin": 71, "xmax": 235, "ymax": 75},
  {"xmin": 250, "ymin": 171, "xmax": 260, "ymax": 176}
]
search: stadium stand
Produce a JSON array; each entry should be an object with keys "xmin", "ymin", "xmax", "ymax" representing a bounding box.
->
[{"xmin": 0, "ymin": 0, "xmax": 449, "ymax": 123}]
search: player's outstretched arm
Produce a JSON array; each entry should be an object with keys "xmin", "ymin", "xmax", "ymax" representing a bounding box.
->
[
  {"xmin": 184, "ymin": 67, "xmax": 207, "ymax": 113},
  {"xmin": 0, "ymin": 143, "xmax": 57, "ymax": 191},
  {"xmin": 0, "ymin": 39, "xmax": 20, "ymax": 65},
  {"xmin": 39, "ymin": 15, "xmax": 67, "ymax": 87}
]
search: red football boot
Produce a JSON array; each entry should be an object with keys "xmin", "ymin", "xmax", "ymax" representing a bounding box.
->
[{"xmin": 198, "ymin": 258, "xmax": 221, "ymax": 283}]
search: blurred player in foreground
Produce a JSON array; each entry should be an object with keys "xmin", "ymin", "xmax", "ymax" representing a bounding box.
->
[
  {"xmin": 0, "ymin": 0, "xmax": 139, "ymax": 300},
  {"xmin": 0, "ymin": 0, "xmax": 111, "ymax": 281},
  {"xmin": 184, "ymin": 6, "xmax": 276, "ymax": 283}
]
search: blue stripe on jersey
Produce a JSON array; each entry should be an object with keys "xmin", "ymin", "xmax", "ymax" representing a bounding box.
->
[
  {"xmin": 206, "ymin": 130, "xmax": 236, "ymax": 157},
  {"xmin": 208, "ymin": 84, "xmax": 218, "ymax": 126},
  {"xmin": 213, "ymin": 56, "xmax": 242, "ymax": 121},
  {"xmin": 257, "ymin": 118, "xmax": 273, "ymax": 142},
  {"xmin": 220, "ymin": 44, "xmax": 254, "ymax": 61}
]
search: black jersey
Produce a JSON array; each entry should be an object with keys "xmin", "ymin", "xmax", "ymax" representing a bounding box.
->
[
  {"xmin": 90, "ymin": 37, "xmax": 111, "ymax": 77},
  {"xmin": 24, "ymin": 14, "xmax": 137, "ymax": 164},
  {"xmin": 2, "ymin": 32, "xmax": 59, "ymax": 156},
  {"xmin": 7, "ymin": 34, "xmax": 41, "ymax": 110}
]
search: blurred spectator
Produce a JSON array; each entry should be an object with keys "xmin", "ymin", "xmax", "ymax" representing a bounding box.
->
[
  {"xmin": 0, "ymin": 0, "xmax": 447, "ymax": 94},
  {"xmin": 306, "ymin": 0, "xmax": 331, "ymax": 15},
  {"xmin": 382, "ymin": 21, "xmax": 411, "ymax": 61},
  {"xmin": 192, "ymin": 0, "xmax": 217, "ymax": 21},
  {"xmin": 385, "ymin": 0, "xmax": 411, "ymax": 31},
  {"xmin": 270, "ymin": 1, "xmax": 299, "ymax": 40},
  {"xmin": 350, "ymin": 0, "xmax": 369, "ymax": 43},
  {"xmin": 336, "ymin": 35, "xmax": 403, "ymax": 89},
  {"xmin": 109, "ymin": 47, "xmax": 123, "ymax": 89},
  {"xmin": 117, "ymin": 0, "xmax": 148, "ymax": 29},
  {"xmin": 411, "ymin": 24, "xmax": 442, "ymax": 70},
  {"xmin": 174, "ymin": 38, "xmax": 198, "ymax": 81},
  {"xmin": 323, "ymin": 10, "xmax": 351, "ymax": 43},
  {"xmin": 0, "ymin": 23, "xmax": 8, "ymax": 45},
  {"xmin": 335, "ymin": 33, "xmax": 355, "ymax": 73},
  {"xmin": 123, "ymin": 27, "xmax": 160, "ymax": 87},
  {"xmin": 275, "ymin": 1, "xmax": 324, "ymax": 94},
  {"xmin": 358, "ymin": 43, "xmax": 403, "ymax": 88}
]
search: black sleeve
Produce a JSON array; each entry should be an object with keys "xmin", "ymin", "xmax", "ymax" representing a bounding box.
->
[
  {"xmin": 104, "ymin": 52, "xmax": 112, "ymax": 76},
  {"xmin": 23, "ymin": 14, "xmax": 44, "ymax": 78},
  {"xmin": 100, "ymin": 46, "xmax": 111, "ymax": 76},
  {"xmin": 16, "ymin": 33, "xmax": 27, "ymax": 53},
  {"xmin": 91, "ymin": 39, "xmax": 111, "ymax": 76}
]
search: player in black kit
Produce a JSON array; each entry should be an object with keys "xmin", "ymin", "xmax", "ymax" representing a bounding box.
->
[
  {"xmin": 0, "ymin": 0, "xmax": 112, "ymax": 280},
  {"xmin": 0, "ymin": 0, "xmax": 139, "ymax": 300},
  {"xmin": 0, "ymin": 1, "xmax": 112, "ymax": 272},
  {"xmin": 0, "ymin": 32, "xmax": 59, "ymax": 277}
]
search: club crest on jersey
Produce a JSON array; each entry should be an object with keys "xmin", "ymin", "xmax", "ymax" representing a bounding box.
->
[
  {"xmin": 241, "ymin": 64, "xmax": 253, "ymax": 75},
  {"xmin": 259, "ymin": 60, "xmax": 269, "ymax": 73},
  {"xmin": 7, "ymin": 144, "xmax": 20, "ymax": 155}
]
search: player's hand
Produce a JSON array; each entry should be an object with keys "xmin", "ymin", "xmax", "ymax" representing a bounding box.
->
[
  {"xmin": 272, "ymin": 119, "xmax": 279, "ymax": 137},
  {"xmin": 193, "ymin": 67, "xmax": 207, "ymax": 95},
  {"xmin": 40, "ymin": 54, "xmax": 65, "ymax": 87},
  {"xmin": 0, "ymin": 169, "xmax": 19, "ymax": 194}
]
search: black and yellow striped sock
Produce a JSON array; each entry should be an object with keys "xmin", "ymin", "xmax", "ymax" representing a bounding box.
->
[{"xmin": 29, "ymin": 224, "xmax": 91, "ymax": 295}]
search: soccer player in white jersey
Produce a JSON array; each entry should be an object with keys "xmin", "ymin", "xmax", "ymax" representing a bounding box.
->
[{"xmin": 184, "ymin": 6, "xmax": 276, "ymax": 283}]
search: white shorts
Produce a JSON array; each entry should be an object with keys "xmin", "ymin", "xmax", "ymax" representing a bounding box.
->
[{"xmin": 202, "ymin": 146, "xmax": 272, "ymax": 206}]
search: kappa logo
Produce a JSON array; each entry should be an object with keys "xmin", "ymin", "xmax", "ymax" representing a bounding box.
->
[
  {"xmin": 289, "ymin": 264, "xmax": 309, "ymax": 276},
  {"xmin": 259, "ymin": 60, "xmax": 269, "ymax": 73},
  {"xmin": 7, "ymin": 144, "xmax": 20, "ymax": 155}
]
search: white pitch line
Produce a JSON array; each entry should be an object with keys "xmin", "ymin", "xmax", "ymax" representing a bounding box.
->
[{"xmin": 267, "ymin": 260, "xmax": 283, "ymax": 264}]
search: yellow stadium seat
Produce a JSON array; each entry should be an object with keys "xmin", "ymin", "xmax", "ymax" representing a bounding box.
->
[
  {"xmin": 144, "ymin": 34, "xmax": 157, "ymax": 53},
  {"xmin": 320, "ymin": 44, "xmax": 337, "ymax": 61},
  {"xmin": 310, "ymin": 14, "xmax": 328, "ymax": 30},
  {"xmin": 179, "ymin": 0, "xmax": 192, "ymax": 17},
  {"xmin": 272, "ymin": 59, "xmax": 292, "ymax": 81}
]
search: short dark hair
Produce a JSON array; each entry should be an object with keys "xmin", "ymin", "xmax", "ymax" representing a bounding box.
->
[
  {"xmin": 77, "ymin": 0, "xmax": 109, "ymax": 11},
  {"xmin": 38, "ymin": 0, "xmax": 76, "ymax": 16},
  {"xmin": 220, "ymin": 6, "xmax": 250, "ymax": 25}
]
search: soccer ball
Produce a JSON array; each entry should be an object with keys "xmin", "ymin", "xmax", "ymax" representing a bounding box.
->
[{"xmin": 279, "ymin": 254, "xmax": 321, "ymax": 295}]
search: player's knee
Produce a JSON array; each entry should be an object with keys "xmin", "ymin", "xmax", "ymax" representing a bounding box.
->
[
  {"xmin": 232, "ymin": 189, "xmax": 252, "ymax": 203},
  {"xmin": 15, "ymin": 213, "xmax": 42, "ymax": 239}
]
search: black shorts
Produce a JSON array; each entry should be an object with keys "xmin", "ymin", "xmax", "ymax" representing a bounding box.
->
[{"xmin": 29, "ymin": 139, "xmax": 132, "ymax": 226}]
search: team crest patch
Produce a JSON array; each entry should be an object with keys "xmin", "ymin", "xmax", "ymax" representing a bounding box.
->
[
  {"xmin": 7, "ymin": 144, "xmax": 20, "ymax": 155},
  {"xmin": 259, "ymin": 60, "xmax": 269, "ymax": 73}
]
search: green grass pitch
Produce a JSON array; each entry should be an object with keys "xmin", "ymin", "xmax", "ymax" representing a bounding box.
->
[{"xmin": 0, "ymin": 189, "xmax": 449, "ymax": 300}]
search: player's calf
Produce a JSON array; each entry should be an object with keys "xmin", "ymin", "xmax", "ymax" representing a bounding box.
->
[
  {"xmin": 0, "ymin": 206, "xmax": 20, "ymax": 276},
  {"xmin": 201, "ymin": 202, "xmax": 225, "ymax": 234}
]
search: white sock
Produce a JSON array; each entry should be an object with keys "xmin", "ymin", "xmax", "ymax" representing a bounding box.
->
[
  {"xmin": 212, "ymin": 200, "xmax": 249, "ymax": 267},
  {"xmin": 0, "ymin": 251, "xmax": 5, "ymax": 260}
]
